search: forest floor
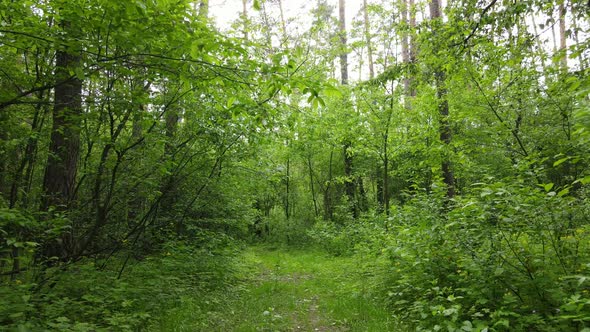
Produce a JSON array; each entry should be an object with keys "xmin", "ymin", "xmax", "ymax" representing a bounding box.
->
[{"xmin": 152, "ymin": 245, "xmax": 398, "ymax": 331}]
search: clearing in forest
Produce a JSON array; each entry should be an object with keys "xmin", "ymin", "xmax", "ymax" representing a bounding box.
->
[{"xmin": 154, "ymin": 246, "xmax": 397, "ymax": 331}]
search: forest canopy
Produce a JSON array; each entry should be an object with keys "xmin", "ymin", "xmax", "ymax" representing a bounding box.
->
[{"xmin": 1, "ymin": 0, "xmax": 590, "ymax": 330}]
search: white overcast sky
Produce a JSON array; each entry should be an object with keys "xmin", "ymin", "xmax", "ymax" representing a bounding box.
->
[
  {"xmin": 208, "ymin": 0, "xmax": 587, "ymax": 76},
  {"xmin": 209, "ymin": 0, "xmax": 365, "ymax": 31}
]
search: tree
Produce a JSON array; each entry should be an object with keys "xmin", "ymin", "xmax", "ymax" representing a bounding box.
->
[
  {"xmin": 429, "ymin": 0, "xmax": 455, "ymax": 199},
  {"xmin": 42, "ymin": 18, "xmax": 82, "ymax": 212},
  {"xmin": 362, "ymin": 0, "xmax": 375, "ymax": 79}
]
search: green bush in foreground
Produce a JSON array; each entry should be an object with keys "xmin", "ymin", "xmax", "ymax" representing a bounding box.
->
[
  {"xmin": 376, "ymin": 184, "xmax": 590, "ymax": 331},
  {"xmin": 0, "ymin": 235, "xmax": 240, "ymax": 331}
]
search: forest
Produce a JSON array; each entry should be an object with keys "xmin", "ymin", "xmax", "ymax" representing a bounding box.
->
[{"xmin": 1, "ymin": 0, "xmax": 589, "ymax": 330}]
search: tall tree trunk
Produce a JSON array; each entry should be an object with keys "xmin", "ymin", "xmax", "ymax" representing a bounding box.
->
[
  {"xmin": 383, "ymin": 144, "xmax": 389, "ymax": 214},
  {"xmin": 559, "ymin": 2, "xmax": 567, "ymax": 69},
  {"xmin": 408, "ymin": 0, "xmax": 416, "ymax": 99},
  {"xmin": 400, "ymin": 0, "xmax": 410, "ymax": 108},
  {"xmin": 0, "ymin": 111, "xmax": 8, "ymax": 201},
  {"xmin": 339, "ymin": 0, "xmax": 348, "ymax": 85},
  {"xmin": 383, "ymin": 87, "xmax": 394, "ymax": 215},
  {"xmin": 10, "ymin": 97, "xmax": 45, "ymax": 208},
  {"xmin": 41, "ymin": 19, "xmax": 83, "ymax": 261},
  {"xmin": 363, "ymin": 0, "xmax": 374, "ymax": 79},
  {"xmin": 160, "ymin": 107, "xmax": 179, "ymax": 214},
  {"xmin": 409, "ymin": 0, "xmax": 416, "ymax": 66},
  {"xmin": 307, "ymin": 154, "xmax": 319, "ymax": 217},
  {"xmin": 42, "ymin": 23, "xmax": 82, "ymax": 211},
  {"xmin": 339, "ymin": 0, "xmax": 357, "ymax": 218},
  {"xmin": 323, "ymin": 148, "xmax": 334, "ymax": 220},
  {"xmin": 429, "ymin": 0, "xmax": 455, "ymax": 200},
  {"xmin": 285, "ymin": 157, "xmax": 290, "ymax": 219},
  {"xmin": 376, "ymin": 165, "xmax": 384, "ymax": 212},
  {"xmin": 570, "ymin": 4, "xmax": 586, "ymax": 70}
]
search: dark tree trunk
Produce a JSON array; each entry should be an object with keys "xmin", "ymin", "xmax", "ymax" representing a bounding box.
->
[
  {"xmin": 339, "ymin": 0, "xmax": 358, "ymax": 218},
  {"xmin": 363, "ymin": 0, "xmax": 374, "ymax": 79},
  {"xmin": 323, "ymin": 148, "xmax": 334, "ymax": 220},
  {"xmin": 42, "ymin": 39, "xmax": 82, "ymax": 211},
  {"xmin": 10, "ymin": 100, "xmax": 44, "ymax": 208},
  {"xmin": 338, "ymin": 0, "xmax": 348, "ymax": 85},
  {"xmin": 559, "ymin": 3, "xmax": 567, "ymax": 69},
  {"xmin": 159, "ymin": 107, "xmax": 179, "ymax": 215},
  {"xmin": 285, "ymin": 157, "xmax": 290, "ymax": 219},
  {"xmin": 343, "ymin": 143, "xmax": 357, "ymax": 218},
  {"xmin": 376, "ymin": 165, "xmax": 384, "ymax": 212},
  {"xmin": 401, "ymin": 0, "xmax": 410, "ymax": 108},
  {"xmin": 40, "ymin": 20, "xmax": 83, "ymax": 261},
  {"xmin": 430, "ymin": 0, "xmax": 455, "ymax": 200},
  {"xmin": 0, "ymin": 111, "xmax": 8, "ymax": 201},
  {"xmin": 307, "ymin": 155, "xmax": 319, "ymax": 217}
]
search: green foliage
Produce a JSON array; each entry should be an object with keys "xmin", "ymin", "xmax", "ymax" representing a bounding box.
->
[
  {"xmin": 307, "ymin": 215, "xmax": 388, "ymax": 256},
  {"xmin": 373, "ymin": 183, "xmax": 590, "ymax": 331},
  {"xmin": 1, "ymin": 0, "xmax": 589, "ymax": 330},
  {"xmin": 1, "ymin": 237, "xmax": 240, "ymax": 331}
]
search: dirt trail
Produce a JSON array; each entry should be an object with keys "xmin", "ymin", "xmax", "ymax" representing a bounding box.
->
[{"xmin": 228, "ymin": 246, "xmax": 394, "ymax": 331}]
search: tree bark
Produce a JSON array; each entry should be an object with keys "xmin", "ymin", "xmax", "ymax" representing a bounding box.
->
[
  {"xmin": 363, "ymin": 0, "xmax": 374, "ymax": 79},
  {"xmin": 323, "ymin": 148, "xmax": 334, "ymax": 220},
  {"xmin": 409, "ymin": 0, "xmax": 416, "ymax": 66},
  {"xmin": 559, "ymin": 2, "xmax": 567, "ymax": 69},
  {"xmin": 307, "ymin": 154, "xmax": 319, "ymax": 217},
  {"xmin": 42, "ymin": 24, "xmax": 82, "ymax": 211},
  {"xmin": 10, "ymin": 97, "xmax": 45, "ymax": 208},
  {"xmin": 0, "ymin": 111, "xmax": 8, "ymax": 201},
  {"xmin": 408, "ymin": 0, "xmax": 416, "ymax": 100},
  {"xmin": 285, "ymin": 157, "xmax": 290, "ymax": 219},
  {"xmin": 339, "ymin": 0, "xmax": 358, "ymax": 218},
  {"xmin": 429, "ymin": 0, "xmax": 455, "ymax": 200},
  {"xmin": 401, "ymin": 0, "xmax": 410, "ymax": 107},
  {"xmin": 339, "ymin": 0, "xmax": 348, "ymax": 85}
]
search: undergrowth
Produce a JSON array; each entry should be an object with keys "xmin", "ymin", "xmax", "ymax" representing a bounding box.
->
[
  {"xmin": 1, "ymin": 231, "xmax": 240, "ymax": 331},
  {"xmin": 307, "ymin": 183, "xmax": 590, "ymax": 331}
]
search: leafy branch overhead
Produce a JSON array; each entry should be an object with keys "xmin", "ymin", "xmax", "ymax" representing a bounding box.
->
[{"xmin": 0, "ymin": 0, "xmax": 589, "ymax": 331}]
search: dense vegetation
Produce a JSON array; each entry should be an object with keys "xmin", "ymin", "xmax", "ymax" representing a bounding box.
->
[{"xmin": 1, "ymin": 0, "xmax": 589, "ymax": 330}]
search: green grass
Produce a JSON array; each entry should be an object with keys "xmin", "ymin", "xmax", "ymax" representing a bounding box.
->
[{"xmin": 151, "ymin": 245, "xmax": 400, "ymax": 331}]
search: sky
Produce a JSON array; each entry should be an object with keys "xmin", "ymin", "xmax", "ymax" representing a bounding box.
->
[
  {"xmin": 209, "ymin": 0, "xmax": 366, "ymax": 32},
  {"xmin": 207, "ymin": 0, "xmax": 588, "ymax": 78}
]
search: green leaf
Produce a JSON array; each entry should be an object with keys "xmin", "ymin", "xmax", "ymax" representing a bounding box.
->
[
  {"xmin": 253, "ymin": 0, "xmax": 261, "ymax": 11},
  {"xmin": 574, "ymin": 175, "xmax": 590, "ymax": 185},
  {"xmin": 543, "ymin": 183, "xmax": 554, "ymax": 192},
  {"xmin": 311, "ymin": 97, "xmax": 319, "ymax": 110},
  {"xmin": 557, "ymin": 187, "xmax": 570, "ymax": 197},
  {"xmin": 316, "ymin": 96, "xmax": 325, "ymax": 108},
  {"xmin": 190, "ymin": 41, "xmax": 201, "ymax": 58},
  {"xmin": 74, "ymin": 67, "xmax": 84, "ymax": 80},
  {"xmin": 226, "ymin": 97, "xmax": 236, "ymax": 109},
  {"xmin": 323, "ymin": 84, "xmax": 342, "ymax": 98},
  {"xmin": 553, "ymin": 157, "xmax": 570, "ymax": 167}
]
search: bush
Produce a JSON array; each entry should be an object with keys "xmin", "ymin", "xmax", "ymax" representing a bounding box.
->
[
  {"xmin": 1, "ymin": 234, "xmax": 241, "ymax": 331},
  {"xmin": 307, "ymin": 214, "xmax": 388, "ymax": 256},
  {"xmin": 375, "ymin": 183, "xmax": 590, "ymax": 331}
]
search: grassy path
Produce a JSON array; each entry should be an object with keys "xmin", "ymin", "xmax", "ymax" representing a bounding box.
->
[{"xmin": 154, "ymin": 245, "xmax": 397, "ymax": 331}]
